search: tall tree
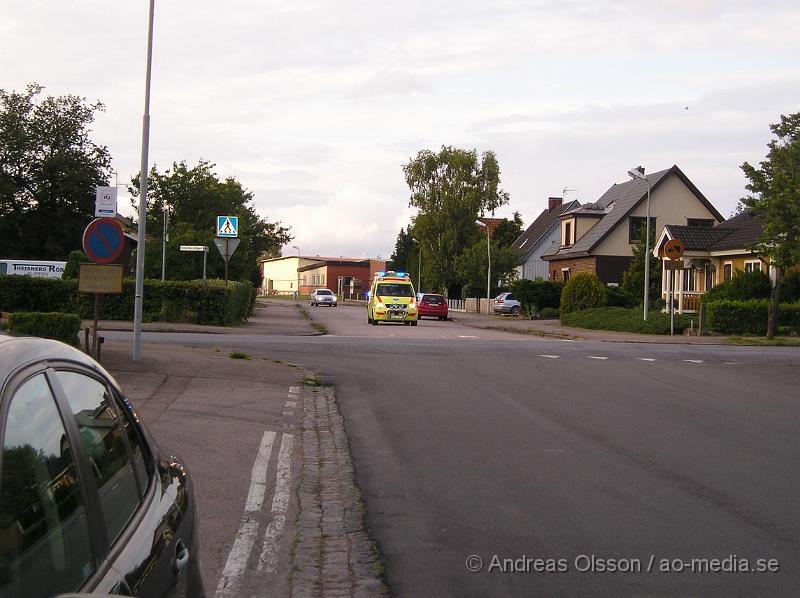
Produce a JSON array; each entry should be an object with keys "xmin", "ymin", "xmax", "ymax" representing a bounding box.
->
[
  {"xmin": 403, "ymin": 146, "xmax": 509, "ymax": 295},
  {"xmin": 129, "ymin": 160, "xmax": 291, "ymax": 284},
  {"xmin": 741, "ymin": 112, "xmax": 800, "ymax": 338},
  {"xmin": 492, "ymin": 212, "xmax": 524, "ymax": 248},
  {"xmin": 621, "ymin": 224, "xmax": 661, "ymax": 306},
  {"xmin": 0, "ymin": 83, "xmax": 112, "ymax": 259},
  {"xmin": 390, "ymin": 225, "xmax": 414, "ymax": 272},
  {"xmin": 454, "ymin": 238, "xmax": 518, "ymax": 299}
]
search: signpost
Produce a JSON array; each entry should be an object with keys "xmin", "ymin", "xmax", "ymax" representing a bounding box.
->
[
  {"xmin": 79, "ymin": 264, "xmax": 123, "ymax": 357},
  {"xmin": 213, "ymin": 237, "xmax": 240, "ymax": 283},
  {"xmin": 82, "ymin": 218, "xmax": 126, "ymax": 264},
  {"xmin": 216, "ymin": 216, "xmax": 239, "ymax": 238},
  {"xmin": 662, "ymin": 240, "xmax": 686, "ymax": 336},
  {"xmin": 180, "ymin": 245, "xmax": 209, "ymax": 283},
  {"xmin": 95, "ymin": 186, "xmax": 118, "ymax": 217}
]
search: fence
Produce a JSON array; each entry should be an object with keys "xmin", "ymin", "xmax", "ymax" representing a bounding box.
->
[{"xmin": 448, "ymin": 298, "xmax": 466, "ymax": 312}]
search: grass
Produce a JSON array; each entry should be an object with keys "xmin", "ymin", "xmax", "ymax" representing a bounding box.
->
[
  {"xmin": 311, "ymin": 322, "xmax": 328, "ymax": 335},
  {"xmin": 560, "ymin": 307, "xmax": 694, "ymax": 335},
  {"xmin": 303, "ymin": 372, "xmax": 322, "ymax": 386},
  {"xmin": 229, "ymin": 351, "xmax": 252, "ymax": 360},
  {"xmin": 726, "ymin": 336, "xmax": 800, "ymax": 346},
  {"xmin": 296, "ymin": 304, "xmax": 310, "ymax": 319}
]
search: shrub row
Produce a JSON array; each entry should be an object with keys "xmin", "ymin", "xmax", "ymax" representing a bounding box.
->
[
  {"xmin": 560, "ymin": 307, "xmax": 693, "ymax": 335},
  {"xmin": 509, "ymin": 279, "xmax": 563, "ymax": 312},
  {"xmin": 0, "ymin": 275, "xmax": 254, "ymax": 326},
  {"xmin": 8, "ymin": 312, "xmax": 82, "ymax": 345},
  {"xmin": 706, "ymin": 300, "xmax": 800, "ymax": 335}
]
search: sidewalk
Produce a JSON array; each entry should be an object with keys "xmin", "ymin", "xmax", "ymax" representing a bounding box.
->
[{"xmin": 449, "ymin": 310, "xmax": 730, "ymax": 344}]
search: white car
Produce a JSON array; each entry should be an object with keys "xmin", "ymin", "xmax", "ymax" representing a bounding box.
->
[{"xmin": 310, "ymin": 288, "xmax": 337, "ymax": 306}]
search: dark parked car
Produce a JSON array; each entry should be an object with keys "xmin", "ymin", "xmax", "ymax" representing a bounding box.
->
[
  {"xmin": 417, "ymin": 294, "xmax": 449, "ymax": 320},
  {"xmin": 0, "ymin": 334, "xmax": 204, "ymax": 598}
]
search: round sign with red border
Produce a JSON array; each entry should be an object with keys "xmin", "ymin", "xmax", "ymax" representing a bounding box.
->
[
  {"xmin": 82, "ymin": 217, "xmax": 125, "ymax": 264},
  {"xmin": 664, "ymin": 239, "xmax": 685, "ymax": 260}
]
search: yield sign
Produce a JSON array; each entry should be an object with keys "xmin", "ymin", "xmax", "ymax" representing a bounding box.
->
[{"xmin": 213, "ymin": 237, "xmax": 240, "ymax": 263}]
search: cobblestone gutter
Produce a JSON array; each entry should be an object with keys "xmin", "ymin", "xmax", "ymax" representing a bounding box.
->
[{"xmin": 288, "ymin": 385, "xmax": 387, "ymax": 597}]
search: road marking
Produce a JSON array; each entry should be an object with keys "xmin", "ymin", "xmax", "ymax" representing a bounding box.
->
[
  {"xmin": 560, "ymin": 339, "xmax": 575, "ymax": 342},
  {"xmin": 258, "ymin": 433, "xmax": 294, "ymax": 574},
  {"xmin": 216, "ymin": 430, "xmax": 277, "ymax": 597},
  {"xmin": 539, "ymin": 354, "xmax": 560, "ymax": 359},
  {"xmin": 724, "ymin": 362, "xmax": 744, "ymax": 365},
  {"xmin": 683, "ymin": 359, "xmax": 704, "ymax": 364},
  {"xmin": 285, "ymin": 400, "xmax": 297, "ymax": 408},
  {"xmin": 289, "ymin": 386, "xmax": 301, "ymax": 394},
  {"xmin": 458, "ymin": 335, "xmax": 477, "ymax": 338},
  {"xmin": 545, "ymin": 448, "xmax": 565, "ymax": 453},
  {"xmin": 244, "ymin": 431, "xmax": 277, "ymax": 513},
  {"xmin": 587, "ymin": 355, "xmax": 608, "ymax": 360},
  {"xmin": 637, "ymin": 358, "xmax": 656, "ymax": 362}
]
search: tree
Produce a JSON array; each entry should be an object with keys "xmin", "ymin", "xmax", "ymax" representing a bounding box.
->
[
  {"xmin": 0, "ymin": 83, "xmax": 112, "ymax": 259},
  {"xmin": 129, "ymin": 161, "xmax": 291, "ymax": 284},
  {"xmin": 621, "ymin": 224, "xmax": 661, "ymax": 306},
  {"xmin": 560, "ymin": 272, "xmax": 607, "ymax": 314},
  {"xmin": 390, "ymin": 225, "xmax": 414, "ymax": 272},
  {"xmin": 741, "ymin": 112, "xmax": 800, "ymax": 338},
  {"xmin": 403, "ymin": 146, "xmax": 509, "ymax": 295},
  {"xmin": 492, "ymin": 212, "xmax": 524, "ymax": 248},
  {"xmin": 453, "ymin": 238, "xmax": 518, "ymax": 299}
]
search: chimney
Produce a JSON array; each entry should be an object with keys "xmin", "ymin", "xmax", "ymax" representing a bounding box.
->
[
  {"xmin": 636, "ymin": 166, "xmax": 645, "ymax": 175},
  {"xmin": 548, "ymin": 197, "xmax": 563, "ymax": 211}
]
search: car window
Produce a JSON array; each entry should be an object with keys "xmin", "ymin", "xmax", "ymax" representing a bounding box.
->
[
  {"xmin": 423, "ymin": 295, "xmax": 445, "ymax": 303},
  {"xmin": 376, "ymin": 284, "xmax": 414, "ymax": 297},
  {"xmin": 0, "ymin": 374, "xmax": 94, "ymax": 597},
  {"xmin": 55, "ymin": 372, "xmax": 141, "ymax": 545},
  {"xmin": 506, "ymin": 294, "xmax": 516, "ymax": 301},
  {"xmin": 316, "ymin": 290, "xmax": 333, "ymax": 295}
]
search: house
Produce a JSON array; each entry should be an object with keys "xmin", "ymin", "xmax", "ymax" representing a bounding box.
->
[
  {"xmin": 652, "ymin": 209, "xmax": 770, "ymax": 313},
  {"xmin": 542, "ymin": 165, "xmax": 725, "ymax": 284},
  {"xmin": 511, "ymin": 197, "xmax": 581, "ymax": 280},
  {"xmin": 260, "ymin": 255, "xmax": 386, "ymax": 297}
]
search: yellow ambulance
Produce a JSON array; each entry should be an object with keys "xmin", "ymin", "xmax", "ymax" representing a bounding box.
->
[{"xmin": 367, "ymin": 271, "xmax": 418, "ymax": 325}]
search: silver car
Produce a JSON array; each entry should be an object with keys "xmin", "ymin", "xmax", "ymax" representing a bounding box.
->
[
  {"xmin": 310, "ymin": 288, "xmax": 337, "ymax": 307},
  {"xmin": 492, "ymin": 292, "xmax": 522, "ymax": 315}
]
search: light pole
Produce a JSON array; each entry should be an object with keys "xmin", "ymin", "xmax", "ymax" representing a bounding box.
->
[
  {"xmin": 627, "ymin": 167, "xmax": 651, "ymax": 320},
  {"xmin": 292, "ymin": 245, "xmax": 300, "ymax": 298},
  {"xmin": 411, "ymin": 238, "xmax": 421, "ymax": 292},
  {"xmin": 476, "ymin": 219, "xmax": 490, "ymax": 312},
  {"xmin": 133, "ymin": 0, "xmax": 155, "ymax": 361},
  {"xmin": 161, "ymin": 204, "xmax": 169, "ymax": 282}
]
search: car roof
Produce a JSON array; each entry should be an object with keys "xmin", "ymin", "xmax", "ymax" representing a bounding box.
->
[
  {"xmin": 314, "ymin": 288, "xmax": 333, "ymax": 292},
  {"xmin": 0, "ymin": 333, "xmax": 111, "ymax": 390}
]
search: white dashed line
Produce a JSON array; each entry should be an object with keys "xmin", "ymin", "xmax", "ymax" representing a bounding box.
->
[
  {"xmin": 587, "ymin": 356, "xmax": 608, "ymax": 360},
  {"xmin": 257, "ymin": 433, "xmax": 294, "ymax": 574},
  {"xmin": 683, "ymin": 359, "xmax": 704, "ymax": 364},
  {"xmin": 289, "ymin": 386, "xmax": 301, "ymax": 394},
  {"xmin": 724, "ymin": 362, "xmax": 744, "ymax": 365},
  {"xmin": 458, "ymin": 335, "xmax": 478, "ymax": 338},
  {"xmin": 244, "ymin": 431, "xmax": 277, "ymax": 513},
  {"xmin": 637, "ymin": 358, "xmax": 656, "ymax": 362},
  {"xmin": 539, "ymin": 355, "xmax": 560, "ymax": 359},
  {"xmin": 285, "ymin": 400, "xmax": 297, "ymax": 408}
]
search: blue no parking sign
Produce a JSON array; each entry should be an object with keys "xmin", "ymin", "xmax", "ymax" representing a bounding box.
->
[{"xmin": 82, "ymin": 217, "xmax": 126, "ymax": 264}]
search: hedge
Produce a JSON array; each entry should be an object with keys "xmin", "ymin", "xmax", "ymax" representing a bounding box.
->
[
  {"xmin": 561, "ymin": 306, "xmax": 692, "ymax": 335},
  {"xmin": 0, "ymin": 275, "xmax": 255, "ymax": 326},
  {"xmin": 8, "ymin": 312, "xmax": 81, "ymax": 345},
  {"xmin": 560, "ymin": 272, "xmax": 607, "ymax": 315},
  {"xmin": 509, "ymin": 279, "xmax": 563, "ymax": 312},
  {"xmin": 702, "ymin": 269, "xmax": 772, "ymax": 303},
  {"xmin": 706, "ymin": 300, "xmax": 800, "ymax": 335}
]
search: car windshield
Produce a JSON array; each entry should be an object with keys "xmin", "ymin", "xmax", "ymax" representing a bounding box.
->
[
  {"xmin": 316, "ymin": 290, "xmax": 333, "ymax": 295},
  {"xmin": 423, "ymin": 295, "xmax": 445, "ymax": 303},
  {"xmin": 376, "ymin": 283, "xmax": 414, "ymax": 297}
]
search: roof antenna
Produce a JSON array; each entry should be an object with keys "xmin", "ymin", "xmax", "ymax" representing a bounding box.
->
[{"xmin": 562, "ymin": 187, "xmax": 578, "ymax": 199}]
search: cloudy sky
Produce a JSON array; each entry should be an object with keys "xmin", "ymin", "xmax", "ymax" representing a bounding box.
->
[{"xmin": 3, "ymin": 0, "xmax": 798, "ymax": 259}]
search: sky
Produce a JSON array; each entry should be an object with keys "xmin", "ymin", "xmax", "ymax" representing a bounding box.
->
[{"xmin": 2, "ymin": 0, "xmax": 799, "ymax": 260}]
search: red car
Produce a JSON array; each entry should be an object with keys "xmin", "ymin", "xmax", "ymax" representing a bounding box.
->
[{"xmin": 417, "ymin": 293, "xmax": 449, "ymax": 320}]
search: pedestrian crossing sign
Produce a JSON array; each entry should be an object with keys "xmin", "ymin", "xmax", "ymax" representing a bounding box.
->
[{"xmin": 216, "ymin": 215, "xmax": 239, "ymax": 238}]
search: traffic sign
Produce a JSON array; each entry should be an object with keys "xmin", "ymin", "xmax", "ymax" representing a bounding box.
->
[
  {"xmin": 664, "ymin": 239, "xmax": 685, "ymax": 260},
  {"xmin": 213, "ymin": 237, "xmax": 240, "ymax": 261},
  {"xmin": 180, "ymin": 245, "xmax": 208, "ymax": 252},
  {"xmin": 78, "ymin": 264, "xmax": 124, "ymax": 293},
  {"xmin": 664, "ymin": 259, "xmax": 685, "ymax": 270},
  {"xmin": 82, "ymin": 218, "xmax": 125, "ymax": 264},
  {"xmin": 216, "ymin": 216, "xmax": 238, "ymax": 238},
  {"xmin": 95, "ymin": 186, "xmax": 118, "ymax": 217}
]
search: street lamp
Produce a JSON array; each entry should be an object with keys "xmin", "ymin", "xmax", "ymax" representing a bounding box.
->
[
  {"xmin": 476, "ymin": 219, "xmax": 491, "ymax": 312},
  {"xmin": 627, "ymin": 167, "xmax": 651, "ymax": 321},
  {"xmin": 292, "ymin": 245, "xmax": 300, "ymax": 298},
  {"xmin": 411, "ymin": 238, "xmax": 421, "ymax": 292}
]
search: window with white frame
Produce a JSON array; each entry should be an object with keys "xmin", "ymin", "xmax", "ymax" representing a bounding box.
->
[
  {"xmin": 744, "ymin": 260, "xmax": 761, "ymax": 273},
  {"xmin": 722, "ymin": 262, "xmax": 733, "ymax": 282}
]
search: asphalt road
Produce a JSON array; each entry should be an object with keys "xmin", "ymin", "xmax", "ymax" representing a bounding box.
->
[{"xmin": 104, "ymin": 301, "xmax": 800, "ymax": 597}]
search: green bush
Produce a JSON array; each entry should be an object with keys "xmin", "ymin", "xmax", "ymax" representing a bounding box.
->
[
  {"xmin": 8, "ymin": 312, "xmax": 81, "ymax": 345},
  {"xmin": 703, "ymin": 269, "xmax": 772, "ymax": 303},
  {"xmin": 509, "ymin": 279, "xmax": 563, "ymax": 312},
  {"xmin": 605, "ymin": 285, "xmax": 636, "ymax": 308},
  {"xmin": 63, "ymin": 250, "xmax": 93, "ymax": 279},
  {"xmin": 539, "ymin": 307, "xmax": 559, "ymax": 319},
  {"xmin": 0, "ymin": 275, "xmax": 254, "ymax": 326},
  {"xmin": 781, "ymin": 270, "xmax": 800, "ymax": 303},
  {"xmin": 560, "ymin": 273, "xmax": 607, "ymax": 315},
  {"xmin": 707, "ymin": 300, "xmax": 800, "ymax": 335},
  {"xmin": 561, "ymin": 307, "xmax": 692, "ymax": 335}
]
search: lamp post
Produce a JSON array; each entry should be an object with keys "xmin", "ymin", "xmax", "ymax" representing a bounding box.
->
[
  {"xmin": 292, "ymin": 245, "xmax": 300, "ymax": 298},
  {"xmin": 476, "ymin": 219, "xmax": 490, "ymax": 313},
  {"xmin": 161, "ymin": 204, "xmax": 169, "ymax": 282},
  {"xmin": 133, "ymin": 0, "xmax": 155, "ymax": 361},
  {"xmin": 411, "ymin": 238, "xmax": 421, "ymax": 292},
  {"xmin": 627, "ymin": 167, "xmax": 651, "ymax": 321}
]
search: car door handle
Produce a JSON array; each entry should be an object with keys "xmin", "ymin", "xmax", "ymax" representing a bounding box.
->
[{"xmin": 174, "ymin": 539, "xmax": 190, "ymax": 573}]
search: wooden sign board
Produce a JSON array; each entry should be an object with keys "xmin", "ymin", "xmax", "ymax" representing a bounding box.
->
[
  {"xmin": 79, "ymin": 264, "xmax": 124, "ymax": 293},
  {"xmin": 664, "ymin": 260, "xmax": 686, "ymax": 271}
]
